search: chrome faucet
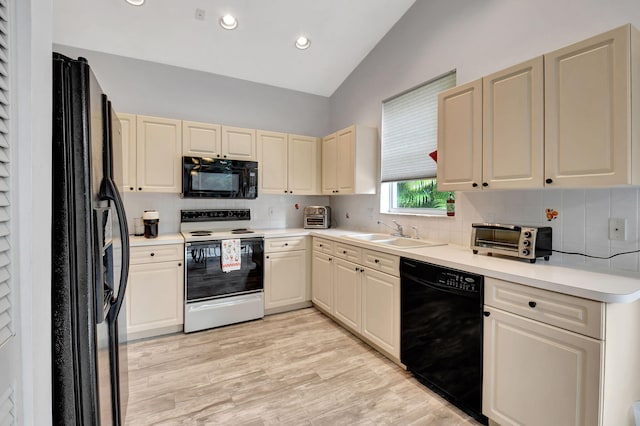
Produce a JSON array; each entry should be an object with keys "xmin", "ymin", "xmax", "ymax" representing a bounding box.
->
[{"xmin": 378, "ymin": 220, "xmax": 408, "ymax": 237}]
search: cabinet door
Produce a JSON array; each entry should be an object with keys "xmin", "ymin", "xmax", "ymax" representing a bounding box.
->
[
  {"xmin": 321, "ymin": 133, "xmax": 337, "ymax": 194},
  {"xmin": 311, "ymin": 251, "xmax": 333, "ymax": 313},
  {"xmin": 362, "ymin": 268, "xmax": 400, "ymax": 358},
  {"xmin": 437, "ymin": 79, "xmax": 483, "ymax": 191},
  {"xmin": 545, "ymin": 25, "xmax": 630, "ymax": 188},
  {"xmin": 182, "ymin": 120, "xmax": 222, "ymax": 158},
  {"xmin": 264, "ymin": 250, "xmax": 307, "ymax": 310},
  {"xmin": 333, "ymin": 258, "xmax": 361, "ymax": 333},
  {"xmin": 117, "ymin": 113, "xmax": 137, "ymax": 192},
  {"xmin": 257, "ymin": 130, "xmax": 288, "ymax": 194},
  {"xmin": 126, "ymin": 261, "xmax": 184, "ymax": 337},
  {"xmin": 483, "ymin": 57, "xmax": 544, "ymax": 189},
  {"xmin": 136, "ymin": 115, "xmax": 182, "ymax": 193},
  {"xmin": 288, "ymin": 134, "xmax": 319, "ymax": 195},
  {"xmin": 336, "ymin": 126, "xmax": 356, "ymax": 194},
  {"xmin": 483, "ymin": 307, "xmax": 602, "ymax": 426},
  {"xmin": 222, "ymin": 126, "xmax": 256, "ymax": 161}
]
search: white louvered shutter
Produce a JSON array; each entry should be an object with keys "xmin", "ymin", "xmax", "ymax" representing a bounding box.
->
[{"xmin": 0, "ymin": 0, "xmax": 15, "ymax": 424}]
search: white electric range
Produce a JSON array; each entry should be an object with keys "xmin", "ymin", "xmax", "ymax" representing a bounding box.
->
[{"xmin": 180, "ymin": 209, "xmax": 264, "ymax": 333}]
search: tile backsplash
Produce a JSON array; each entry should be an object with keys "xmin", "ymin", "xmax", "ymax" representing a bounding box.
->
[{"xmin": 330, "ymin": 188, "xmax": 640, "ymax": 273}]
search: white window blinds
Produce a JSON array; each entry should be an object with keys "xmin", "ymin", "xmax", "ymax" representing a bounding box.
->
[
  {"xmin": 0, "ymin": 0, "xmax": 11, "ymax": 349},
  {"xmin": 381, "ymin": 72, "xmax": 455, "ymax": 183}
]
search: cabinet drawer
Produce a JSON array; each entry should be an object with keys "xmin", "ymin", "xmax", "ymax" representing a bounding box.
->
[
  {"xmin": 265, "ymin": 236, "xmax": 308, "ymax": 253},
  {"xmin": 334, "ymin": 242, "xmax": 362, "ymax": 263},
  {"xmin": 362, "ymin": 249, "xmax": 399, "ymax": 277},
  {"xmin": 131, "ymin": 244, "xmax": 183, "ymax": 264},
  {"xmin": 313, "ymin": 237, "xmax": 334, "ymax": 254},
  {"xmin": 484, "ymin": 277, "xmax": 604, "ymax": 339}
]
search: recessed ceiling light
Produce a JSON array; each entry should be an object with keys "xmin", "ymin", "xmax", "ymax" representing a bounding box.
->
[
  {"xmin": 125, "ymin": 0, "xmax": 145, "ymax": 5},
  {"xmin": 295, "ymin": 36, "xmax": 311, "ymax": 50},
  {"xmin": 220, "ymin": 14, "xmax": 238, "ymax": 30}
]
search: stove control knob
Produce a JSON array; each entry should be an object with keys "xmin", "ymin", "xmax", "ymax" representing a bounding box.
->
[
  {"xmin": 522, "ymin": 240, "xmax": 530, "ymax": 247},
  {"xmin": 524, "ymin": 231, "xmax": 532, "ymax": 238},
  {"xmin": 522, "ymin": 249, "xmax": 530, "ymax": 256}
]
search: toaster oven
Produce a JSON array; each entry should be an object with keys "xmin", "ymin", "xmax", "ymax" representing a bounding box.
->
[
  {"xmin": 471, "ymin": 223, "xmax": 552, "ymax": 263},
  {"xmin": 304, "ymin": 206, "xmax": 331, "ymax": 229}
]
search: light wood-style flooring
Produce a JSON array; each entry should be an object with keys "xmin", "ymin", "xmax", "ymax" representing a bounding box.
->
[{"xmin": 124, "ymin": 308, "xmax": 483, "ymax": 425}]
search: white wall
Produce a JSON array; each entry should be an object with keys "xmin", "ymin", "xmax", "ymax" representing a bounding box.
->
[
  {"xmin": 16, "ymin": 0, "xmax": 52, "ymax": 424},
  {"xmin": 329, "ymin": 0, "xmax": 640, "ymax": 272}
]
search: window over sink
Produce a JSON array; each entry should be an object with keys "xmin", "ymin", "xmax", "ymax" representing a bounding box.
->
[{"xmin": 380, "ymin": 71, "xmax": 455, "ymax": 215}]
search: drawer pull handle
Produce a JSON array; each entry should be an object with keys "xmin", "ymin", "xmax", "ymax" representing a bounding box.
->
[
  {"xmin": 150, "ymin": 252, "xmax": 155, "ymax": 257},
  {"xmin": 374, "ymin": 259, "xmax": 379, "ymax": 263},
  {"xmin": 483, "ymin": 311, "xmax": 491, "ymax": 317},
  {"xmin": 528, "ymin": 301, "xmax": 537, "ymax": 308}
]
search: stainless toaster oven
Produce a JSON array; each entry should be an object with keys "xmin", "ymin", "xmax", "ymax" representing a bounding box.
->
[
  {"xmin": 471, "ymin": 223, "xmax": 552, "ymax": 263},
  {"xmin": 304, "ymin": 206, "xmax": 331, "ymax": 229}
]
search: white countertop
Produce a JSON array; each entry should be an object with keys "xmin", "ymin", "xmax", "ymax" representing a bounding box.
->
[
  {"xmin": 308, "ymin": 229, "xmax": 640, "ymax": 304},
  {"xmin": 129, "ymin": 233, "xmax": 184, "ymax": 247},
  {"xmin": 130, "ymin": 228, "xmax": 640, "ymax": 303}
]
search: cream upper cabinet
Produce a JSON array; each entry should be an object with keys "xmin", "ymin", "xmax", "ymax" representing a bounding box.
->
[
  {"xmin": 545, "ymin": 24, "xmax": 639, "ymax": 187},
  {"xmin": 116, "ymin": 112, "xmax": 137, "ymax": 193},
  {"xmin": 288, "ymin": 134, "xmax": 320, "ymax": 195},
  {"xmin": 221, "ymin": 125, "xmax": 256, "ymax": 161},
  {"xmin": 321, "ymin": 125, "xmax": 378, "ymax": 195},
  {"xmin": 483, "ymin": 57, "xmax": 544, "ymax": 189},
  {"xmin": 437, "ymin": 79, "xmax": 483, "ymax": 191},
  {"xmin": 258, "ymin": 130, "xmax": 289, "ymax": 194},
  {"xmin": 258, "ymin": 131, "xmax": 320, "ymax": 195},
  {"xmin": 182, "ymin": 120, "xmax": 222, "ymax": 158},
  {"xmin": 321, "ymin": 133, "xmax": 337, "ymax": 194},
  {"xmin": 136, "ymin": 115, "xmax": 182, "ymax": 193}
]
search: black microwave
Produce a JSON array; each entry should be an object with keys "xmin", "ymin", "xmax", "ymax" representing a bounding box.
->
[{"xmin": 182, "ymin": 156, "xmax": 258, "ymax": 199}]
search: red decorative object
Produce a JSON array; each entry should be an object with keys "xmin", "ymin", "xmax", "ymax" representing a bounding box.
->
[
  {"xmin": 294, "ymin": 203, "xmax": 299, "ymax": 210},
  {"xmin": 429, "ymin": 150, "xmax": 438, "ymax": 163}
]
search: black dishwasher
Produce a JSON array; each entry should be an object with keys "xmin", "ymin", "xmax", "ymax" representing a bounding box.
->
[{"xmin": 400, "ymin": 258, "xmax": 487, "ymax": 424}]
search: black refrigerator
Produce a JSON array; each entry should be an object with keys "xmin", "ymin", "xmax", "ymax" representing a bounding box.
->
[{"xmin": 52, "ymin": 53, "xmax": 130, "ymax": 426}]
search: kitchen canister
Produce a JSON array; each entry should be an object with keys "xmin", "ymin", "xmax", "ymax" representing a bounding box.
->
[{"xmin": 142, "ymin": 210, "xmax": 160, "ymax": 239}]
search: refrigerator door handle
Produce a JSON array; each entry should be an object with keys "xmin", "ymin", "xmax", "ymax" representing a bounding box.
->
[{"xmin": 101, "ymin": 176, "xmax": 130, "ymax": 318}]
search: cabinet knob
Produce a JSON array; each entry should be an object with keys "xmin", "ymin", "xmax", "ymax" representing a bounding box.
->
[
  {"xmin": 129, "ymin": 186, "xmax": 134, "ymax": 191},
  {"xmin": 284, "ymin": 190, "xmax": 288, "ymax": 193},
  {"xmin": 223, "ymin": 155, "xmax": 227, "ymax": 158},
  {"xmin": 545, "ymin": 178, "xmax": 553, "ymax": 184},
  {"xmin": 343, "ymin": 250, "xmax": 347, "ymax": 254},
  {"xmin": 528, "ymin": 301, "xmax": 537, "ymax": 308},
  {"xmin": 178, "ymin": 262, "xmax": 182, "ymax": 266},
  {"xmin": 336, "ymin": 190, "xmax": 339, "ymax": 193},
  {"xmin": 289, "ymin": 191, "xmax": 293, "ymax": 194},
  {"xmin": 355, "ymin": 267, "xmax": 359, "ymax": 271},
  {"xmin": 284, "ymin": 243, "xmax": 289, "ymax": 246},
  {"xmin": 482, "ymin": 182, "xmax": 488, "ymax": 187},
  {"xmin": 360, "ymin": 269, "xmax": 364, "ymax": 273},
  {"xmin": 374, "ymin": 259, "xmax": 379, "ymax": 263},
  {"xmin": 138, "ymin": 187, "xmax": 142, "ymax": 191},
  {"xmin": 319, "ymin": 244, "xmax": 323, "ymax": 247},
  {"xmin": 483, "ymin": 311, "xmax": 491, "ymax": 317},
  {"xmin": 329, "ymin": 257, "xmax": 332, "ymax": 261},
  {"xmin": 150, "ymin": 252, "xmax": 155, "ymax": 256},
  {"xmin": 472, "ymin": 183, "xmax": 478, "ymax": 188},
  {"xmin": 217, "ymin": 154, "xmax": 221, "ymax": 158},
  {"xmin": 266, "ymin": 255, "xmax": 270, "ymax": 259}
]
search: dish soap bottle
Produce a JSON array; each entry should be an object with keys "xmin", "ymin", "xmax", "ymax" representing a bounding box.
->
[{"xmin": 446, "ymin": 192, "xmax": 455, "ymax": 217}]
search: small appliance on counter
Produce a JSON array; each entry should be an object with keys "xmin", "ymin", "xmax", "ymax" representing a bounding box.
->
[
  {"xmin": 142, "ymin": 210, "xmax": 159, "ymax": 238},
  {"xmin": 471, "ymin": 223, "xmax": 552, "ymax": 263},
  {"xmin": 304, "ymin": 206, "xmax": 331, "ymax": 229}
]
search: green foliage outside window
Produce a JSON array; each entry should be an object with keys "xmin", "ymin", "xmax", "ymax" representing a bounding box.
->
[{"xmin": 395, "ymin": 179, "xmax": 449, "ymax": 209}]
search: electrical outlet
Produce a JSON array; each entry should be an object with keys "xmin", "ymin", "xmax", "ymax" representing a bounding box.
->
[
  {"xmin": 195, "ymin": 9, "xmax": 205, "ymax": 20},
  {"xmin": 609, "ymin": 218, "xmax": 626, "ymax": 241}
]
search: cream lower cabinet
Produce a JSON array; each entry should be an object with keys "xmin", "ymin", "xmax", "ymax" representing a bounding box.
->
[
  {"xmin": 311, "ymin": 238, "xmax": 400, "ymax": 360},
  {"xmin": 264, "ymin": 236, "xmax": 310, "ymax": 314},
  {"xmin": 311, "ymin": 250, "xmax": 334, "ymax": 313},
  {"xmin": 126, "ymin": 244, "xmax": 184, "ymax": 340},
  {"xmin": 483, "ymin": 307, "xmax": 602, "ymax": 426},
  {"xmin": 483, "ymin": 277, "xmax": 640, "ymax": 426}
]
